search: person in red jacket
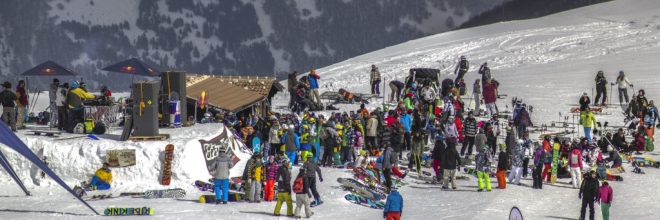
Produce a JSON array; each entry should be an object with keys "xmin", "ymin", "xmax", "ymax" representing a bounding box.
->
[
  {"xmin": 541, "ymin": 136, "xmax": 552, "ymax": 182},
  {"xmin": 567, "ymin": 146, "xmax": 583, "ymax": 188},
  {"xmin": 482, "ymin": 79, "xmax": 499, "ymax": 119},
  {"xmin": 597, "ymin": 180, "xmax": 613, "ymax": 220},
  {"xmin": 384, "ymin": 110, "xmax": 397, "ymax": 127}
]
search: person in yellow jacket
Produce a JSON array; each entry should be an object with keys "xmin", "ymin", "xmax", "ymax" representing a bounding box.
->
[
  {"xmin": 248, "ymin": 155, "xmax": 267, "ymax": 202},
  {"xmin": 66, "ymin": 81, "xmax": 95, "ymax": 123},
  {"xmin": 581, "ymin": 107, "xmax": 597, "ymax": 143},
  {"xmin": 90, "ymin": 162, "xmax": 112, "ymax": 190}
]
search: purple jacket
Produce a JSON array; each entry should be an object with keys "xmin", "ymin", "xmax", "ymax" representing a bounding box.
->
[
  {"xmin": 266, "ymin": 162, "xmax": 279, "ymax": 180},
  {"xmin": 597, "ymin": 182, "xmax": 613, "ymax": 204}
]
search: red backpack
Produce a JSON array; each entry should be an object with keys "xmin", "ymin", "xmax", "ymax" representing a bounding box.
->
[{"xmin": 292, "ymin": 176, "xmax": 304, "ymax": 193}]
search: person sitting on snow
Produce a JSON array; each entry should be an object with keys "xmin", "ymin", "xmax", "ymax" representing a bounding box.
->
[{"xmin": 90, "ymin": 162, "xmax": 112, "ymax": 190}]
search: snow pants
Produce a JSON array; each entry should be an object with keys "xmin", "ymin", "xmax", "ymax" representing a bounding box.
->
[
  {"xmin": 90, "ymin": 176, "xmax": 111, "ymax": 190},
  {"xmin": 473, "ymin": 93, "xmax": 481, "ymax": 114},
  {"xmin": 496, "ymin": 169, "xmax": 507, "ymax": 189},
  {"xmin": 250, "ymin": 181, "xmax": 262, "ymax": 202},
  {"xmin": 392, "ymin": 166, "xmax": 404, "ymax": 178},
  {"xmin": 443, "ymin": 169, "xmax": 457, "ymax": 188},
  {"xmin": 618, "ymin": 88, "xmax": 629, "ymax": 104},
  {"xmin": 508, "ymin": 166, "xmax": 522, "ymax": 184},
  {"xmin": 307, "ymin": 177, "xmax": 320, "ymax": 200},
  {"xmin": 50, "ymin": 103, "xmax": 57, "ymax": 128},
  {"xmin": 2, "ymin": 107, "xmax": 16, "ymax": 131},
  {"xmin": 16, "ymin": 107, "xmax": 25, "ymax": 128},
  {"xmin": 584, "ymin": 127, "xmax": 593, "ymax": 143},
  {"xmin": 274, "ymin": 192, "xmax": 293, "ymax": 216},
  {"xmin": 477, "ymin": 171, "xmax": 491, "ymax": 190},
  {"xmin": 580, "ymin": 199, "xmax": 595, "ymax": 220},
  {"xmin": 310, "ymin": 88, "xmax": 321, "ymax": 105},
  {"xmin": 542, "ymin": 163, "xmax": 552, "ymax": 182},
  {"xmin": 383, "ymin": 168, "xmax": 392, "ymax": 190},
  {"xmin": 389, "ymin": 82, "xmax": 402, "ymax": 102},
  {"xmin": 294, "ymin": 193, "xmax": 312, "ymax": 218},
  {"xmin": 595, "ymin": 87, "xmax": 607, "ymax": 105},
  {"xmin": 286, "ymin": 151, "xmax": 297, "ymax": 166},
  {"xmin": 532, "ymin": 163, "xmax": 543, "ymax": 189},
  {"xmin": 485, "ymin": 102, "xmax": 498, "ymax": 119},
  {"xmin": 386, "ymin": 212, "xmax": 401, "ymax": 220},
  {"xmin": 522, "ymin": 158, "xmax": 530, "ymax": 177},
  {"xmin": 264, "ymin": 179, "xmax": 275, "ymax": 201},
  {"xmin": 371, "ymin": 80, "xmax": 381, "ymax": 95},
  {"xmin": 314, "ymin": 142, "xmax": 321, "ymax": 163},
  {"xmin": 433, "ymin": 159, "xmax": 442, "ymax": 180},
  {"xmin": 214, "ymin": 179, "xmax": 229, "ymax": 202},
  {"xmin": 570, "ymin": 168, "xmax": 582, "ymax": 188},
  {"xmin": 461, "ymin": 136, "xmax": 475, "ymax": 156},
  {"xmin": 601, "ymin": 203, "xmax": 610, "ymax": 220}
]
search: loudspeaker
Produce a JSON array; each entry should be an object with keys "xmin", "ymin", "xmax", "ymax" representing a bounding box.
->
[
  {"xmin": 132, "ymin": 81, "xmax": 159, "ymax": 137},
  {"xmin": 160, "ymin": 71, "xmax": 187, "ymax": 125}
]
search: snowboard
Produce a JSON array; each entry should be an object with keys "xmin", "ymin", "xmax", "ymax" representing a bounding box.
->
[
  {"xmin": 570, "ymin": 107, "xmax": 603, "ymax": 113},
  {"xmin": 195, "ymin": 180, "xmax": 215, "ymax": 192},
  {"xmin": 310, "ymin": 200, "xmax": 324, "ymax": 207},
  {"xmin": 337, "ymin": 177, "xmax": 384, "ymax": 201},
  {"xmin": 632, "ymin": 157, "xmax": 659, "ymax": 168},
  {"xmin": 608, "ymin": 166, "xmax": 625, "ymax": 175},
  {"xmin": 161, "ymin": 144, "xmax": 175, "ymax": 185},
  {"xmin": 104, "ymin": 207, "xmax": 154, "ymax": 216},
  {"xmin": 199, "ymin": 195, "xmax": 216, "ymax": 203},
  {"xmin": 551, "ymin": 143, "xmax": 559, "ymax": 184},
  {"xmin": 353, "ymin": 168, "xmax": 385, "ymax": 189},
  {"xmin": 144, "ymin": 188, "xmax": 186, "ymax": 199},
  {"xmin": 344, "ymin": 193, "xmax": 385, "ymax": 209},
  {"xmin": 85, "ymin": 194, "xmax": 113, "ymax": 201},
  {"xmin": 120, "ymin": 192, "xmax": 145, "ymax": 197}
]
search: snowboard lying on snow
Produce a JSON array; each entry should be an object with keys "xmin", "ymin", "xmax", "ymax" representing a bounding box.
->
[
  {"xmin": 344, "ymin": 193, "xmax": 385, "ymax": 209},
  {"xmin": 337, "ymin": 177, "xmax": 383, "ymax": 201},
  {"xmin": 144, "ymin": 188, "xmax": 186, "ymax": 199},
  {"xmin": 104, "ymin": 207, "xmax": 154, "ymax": 216}
]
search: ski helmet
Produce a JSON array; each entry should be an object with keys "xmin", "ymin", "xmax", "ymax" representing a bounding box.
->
[
  {"xmin": 619, "ymin": 70, "xmax": 624, "ymax": 75},
  {"xmin": 460, "ymin": 55, "xmax": 466, "ymax": 60},
  {"xmin": 306, "ymin": 152, "xmax": 314, "ymax": 158},
  {"xmin": 598, "ymin": 70, "xmax": 604, "ymax": 74}
]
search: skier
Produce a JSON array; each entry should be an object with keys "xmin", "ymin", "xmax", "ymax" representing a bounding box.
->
[
  {"xmin": 264, "ymin": 156, "xmax": 278, "ymax": 202},
  {"xmin": 282, "ymin": 125, "xmax": 300, "ymax": 166},
  {"xmin": 568, "ymin": 146, "xmax": 584, "ymax": 189},
  {"xmin": 248, "ymin": 154, "xmax": 266, "ymax": 203},
  {"xmin": 454, "ymin": 55, "xmax": 469, "ymax": 87},
  {"xmin": 288, "ymin": 71, "xmax": 299, "ymax": 108},
  {"xmin": 383, "ymin": 183, "xmax": 404, "ymax": 220},
  {"xmin": 389, "ymin": 80, "xmax": 405, "ymax": 103},
  {"xmin": 496, "ymin": 144, "xmax": 508, "ymax": 189},
  {"xmin": 597, "ymin": 179, "xmax": 613, "ymax": 220},
  {"xmin": 293, "ymin": 167, "xmax": 313, "ymax": 219},
  {"xmin": 478, "ymin": 62, "xmax": 491, "ymax": 91},
  {"xmin": 594, "ymin": 70, "xmax": 608, "ymax": 106},
  {"xmin": 612, "ymin": 70, "xmax": 631, "ymax": 104},
  {"xmin": 211, "ymin": 150, "xmax": 234, "ymax": 204},
  {"xmin": 475, "ymin": 144, "xmax": 493, "ymax": 192},
  {"xmin": 442, "ymin": 138, "xmax": 461, "ymax": 189},
  {"xmin": 581, "ymin": 107, "xmax": 597, "ymax": 143},
  {"xmin": 532, "ymin": 144, "xmax": 544, "ymax": 189},
  {"xmin": 307, "ymin": 69, "xmax": 322, "ymax": 106},
  {"xmin": 579, "ymin": 171, "xmax": 600, "ymax": 220},
  {"xmin": 482, "ymin": 78, "xmax": 499, "ymax": 119},
  {"xmin": 302, "ymin": 153, "xmax": 323, "ymax": 206},
  {"xmin": 508, "ymin": 140, "xmax": 525, "ymax": 185},
  {"xmin": 49, "ymin": 78, "xmax": 59, "ymax": 128},
  {"xmin": 473, "ymin": 79, "xmax": 481, "ymax": 115},
  {"xmin": 461, "ymin": 111, "xmax": 478, "ymax": 156},
  {"xmin": 370, "ymin": 65, "xmax": 381, "ymax": 95},
  {"xmin": 90, "ymin": 162, "xmax": 112, "ymax": 190},
  {"xmin": 274, "ymin": 158, "xmax": 293, "ymax": 217},
  {"xmin": 0, "ymin": 81, "xmax": 17, "ymax": 132}
]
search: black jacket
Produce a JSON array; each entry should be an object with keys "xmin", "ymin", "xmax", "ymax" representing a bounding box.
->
[
  {"xmin": 579, "ymin": 96, "xmax": 591, "ymax": 111},
  {"xmin": 380, "ymin": 126, "xmax": 392, "ymax": 146},
  {"xmin": 463, "ymin": 117, "xmax": 478, "ymax": 137},
  {"xmin": 579, "ymin": 177, "xmax": 600, "ymax": 201},
  {"xmin": 277, "ymin": 165, "xmax": 291, "ymax": 193},
  {"xmin": 432, "ymin": 140, "xmax": 445, "ymax": 161},
  {"xmin": 0, "ymin": 90, "xmax": 17, "ymax": 107},
  {"xmin": 498, "ymin": 151, "xmax": 508, "ymax": 170},
  {"xmin": 442, "ymin": 142, "xmax": 460, "ymax": 170},
  {"xmin": 612, "ymin": 134, "xmax": 626, "ymax": 148}
]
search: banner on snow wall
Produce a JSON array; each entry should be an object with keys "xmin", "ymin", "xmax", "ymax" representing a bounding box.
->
[
  {"xmin": 198, "ymin": 125, "xmax": 252, "ymax": 178},
  {"xmin": 106, "ymin": 149, "xmax": 136, "ymax": 167}
]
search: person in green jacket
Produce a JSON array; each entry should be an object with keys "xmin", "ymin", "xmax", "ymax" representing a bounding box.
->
[
  {"xmin": 404, "ymin": 92, "xmax": 415, "ymax": 110},
  {"xmin": 581, "ymin": 107, "xmax": 597, "ymax": 143}
]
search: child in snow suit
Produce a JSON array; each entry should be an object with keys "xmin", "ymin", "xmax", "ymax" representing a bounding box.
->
[
  {"xmin": 264, "ymin": 156, "xmax": 279, "ymax": 201},
  {"xmin": 497, "ymin": 145, "xmax": 508, "ymax": 189},
  {"xmin": 597, "ymin": 180, "xmax": 613, "ymax": 220},
  {"xmin": 274, "ymin": 158, "xmax": 293, "ymax": 217},
  {"xmin": 248, "ymin": 155, "xmax": 267, "ymax": 202},
  {"xmin": 383, "ymin": 185, "xmax": 404, "ymax": 220},
  {"xmin": 476, "ymin": 145, "xmax": 493, "ymax": 191},
  {"xmin": 532, "ymin": 145, "xmax": 544, "ymax": 189},
  {"xmin": 293, "ymin": 168, "xmax": 313, "ymax": 219},
  {"xmin": 299, "ymin": 125, "xmax": 311, "ymax": 162},
  {"xmin": 508, "ymin": 140, "xmax": 525, "ymax": 185},
  {"xmin": 579, "ymin": 171, "xmax": 600, "ymax": 220}
]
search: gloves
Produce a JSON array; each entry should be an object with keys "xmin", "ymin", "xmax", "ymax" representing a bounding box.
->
[
  {"xmin": 630, "ymin": 84, "xmax": 634, "ymax": 87},
  {"xmin": 578, "ymin": 194, "xmax": 582, "ymax": 199},
  {"xmin": 320, "ymin": 178, "xmax": 324, "ymax": 182},
  {"xmin": 610, "ymin": 82, "xmax": 615, "ymax": 86},
  {"xmin": 383, "ymin": 212, "xmax": 387, "ymax": 219}
]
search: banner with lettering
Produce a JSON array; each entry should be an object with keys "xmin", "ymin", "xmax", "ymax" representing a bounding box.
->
[
  {"xmin": 106, "ymin": 149, "xmax": 136, "ymax": 167},
  {"xmin": 199, "ymin": 125, "xmax": 252, "ymax": 178}
]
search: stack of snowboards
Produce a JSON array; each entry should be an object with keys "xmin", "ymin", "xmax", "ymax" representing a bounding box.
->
[
  {"xmin": 144, "ymin": 188, "xmax": 186, "ymax": 199},
  {"xmin": 631, "ymin": 157, "xmax": 660, "ymax": 168},
  {"xmin": 104, "ymin": 207, "xmax": 154, "ymax": 216},
  {"xmin": 344, "ymin": 193, "xmax": 385, "ymax": 209},
  {"xmin": 337, "ymin": 178, "xmax": 383, "ymax": 200},
  {"xmin": 161, "ymin": 144, "xmax": 175, "ymax": 185}
]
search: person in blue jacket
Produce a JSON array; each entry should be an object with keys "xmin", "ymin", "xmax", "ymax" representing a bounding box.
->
[
  {"xmin": 383, "ymin": 184, "xmax": 403, "ymax": 220},
  {"xmin": 401, "ymin": 109, "xmax": 413, "ymax": 151},
  {"xmin": 282, "ymin": 124, "xmax": 300, "ymax": 165},
  {"xmin": 308, "ymin": 69, "xmax": 322, "ymax": 105}
]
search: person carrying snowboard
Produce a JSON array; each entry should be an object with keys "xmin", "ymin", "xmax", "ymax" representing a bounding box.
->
[
  {"xmin": 302, "ymin": 153, "xmax": 323, "ymax": 206},
  {"xmin": 454, "ymin": 55, "xmax": 469, "ymax": 87},
  {"xmin": 594, "ymin": 70, "xmax": 608, "ymax": 106},
  {"xmin": 264, "ymin": 156, "xmax": 278, "ymax": 202},
  {"xmin": 383, "ymin": 183, "xmax": 404, "ymax": 220},
  {"xmin": 612, "ymin": 70, "xmax": 631, "ymax": 104},
  {"xmin": 90, "ymin": 162, "xmax": 112, "ymax": 190},
  {"xmin": 597, "ymin": 179, "xmax": 613, "ymax": 220},
  {"xmin": 274, "ymin": 158, "xmax": 293, "ymax": 217},
  {"xmin": 579, "ymin": 171, "xmax": 600, "ymax": 220},
  {"xmin": 211, "ymin": 150, "xmax": 234, "ymax": 204},
  {"xmin": 293, "ymin": 167, "xmax": 313, "ymax": 219},
  {"xmin": 475, "ymin": 144, "xmax": 493, "ymax": 192},
  {"xmin": 370, "ymin": 65, "xmax": 381, "ymax": 95}
]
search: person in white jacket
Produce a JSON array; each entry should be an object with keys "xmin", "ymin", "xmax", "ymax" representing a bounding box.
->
[
  {"xmin": 444, "ymin": 117, "xmax": 459, "ymax": 144},
  {"xmin": 508, "ymin": 139, "xmax": 525, "ymax": 185},
  {"xmin": 612, "ymin": 70, "xmax": 632, "ymax": 104}
]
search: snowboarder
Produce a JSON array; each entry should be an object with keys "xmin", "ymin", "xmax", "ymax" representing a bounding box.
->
[
  {"xmin": 302, "ymin": 153, "xmax": 323, "ymax": 206},
  {"xmin": 389, "ymin": 80, "xmax": 405, "ymax": 103},
  {"xmin": 597, "ymin": 179, "xmax": 613, "ymax": 220},
  {"xmin": 211, "ymin": 151, "xmax": 234, "ymax": 204},
  {"xmin": 248, "ymin": 155, "xmax": 266, "ymax": 203},
  {"xmin": 287, "ymin": 71, "xmax": 299, "ymax": 108},
  {"xmin": 581, "ymin": 107, "xmax": 597, "ymax": 143},
  {"xmin": 370, "ymin": 64, "xmax": 381, "ymax": 95},
  {"xmin": 514, "ymin": 104, "xmax": 532, "ymax": 139},
  {"xmin": 293, "ymin": 167, "xmax": 313, "ymax": 219},
  {"xmin": 579, "ymin": 171, "xmax": 600, "ymax": 220},
  {"xmin": 461, "ymin": 111, "xmax": 478, "ymax": 156},
  {"xmin": 442, "ymin": 138, "xmax": 461, "ymax": 189},
  {"xmin": 612, "ymin": 70, "xmax": 631, "ymax": 104},
  {"xmin": 496, "ymin": 144, "xmax": 508, "ymax": 189},
  {"xmin": 568, "ymin": 146, "xmax": 584, "ymax": 189},
  {"xmin": 90, "ymin": 162, "xmax": 112, "ymax": 190},
  {"xmin": 383, "ymin": 184, "xmax": 404, "ymax": 220},
  {"xmin": 264, "ymin": 156, "xmax": 278, "ymax": 202},
  {"xmin": 508, "ymin": 139, "xmax": 525, "ymax": 185},
  {"xmin": 594, "ymin": 71, "xmax": 608, "ymax": 106},
  {"xmin": 0, "ymin": 81, "xmax": 17, "ymax": 131},
  {"xmin": 454, "ymin": 55, "xmax": 469, "ymax": 87},
  {"xmin": 274, "ymin": 158, "xmax": 293, "ymax": 217},
  {"xmin": 476, "ymin": 144, "xmax": 493, "ymax": 192},
  {"xmin": 308, "ymin": 69, "xmax": 322, "ymax": 105}
]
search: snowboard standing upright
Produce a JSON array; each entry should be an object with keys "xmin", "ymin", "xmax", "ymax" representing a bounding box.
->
[
  {"xmin": 161, "ymin": 144, "xmax": 175, "ymax": 185},
  {"xmin": 551, "ymin": 143, "xmax": 559, "ymax": 184}
]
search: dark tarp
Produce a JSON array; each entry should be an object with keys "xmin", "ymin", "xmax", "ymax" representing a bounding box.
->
[
  {"xmin": 0, "ymin": 121, "xmax": 99, "ymax": 215},
  {"xmin": 101, "ymin": 58, "xmax": 160, "ymax": 77},
  {"xmin": 19, "ymin": 61, "xmax": 78, "ymax": 76}
]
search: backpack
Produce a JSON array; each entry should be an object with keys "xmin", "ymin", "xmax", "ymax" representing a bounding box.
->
[
  {"xmin": 74, "ymin": 123, "xmax": 85, "ymax": 134},
  {"xmin": 292, "ymin": 176, "xmax": 304, "ymax": 193},
  {"xmin": 543, "ymin": 150, "xmax": 553, "ymax": 164},
  {"xmin": 84, "ymin": 117, "xmax": 95, "ymax": 134}
]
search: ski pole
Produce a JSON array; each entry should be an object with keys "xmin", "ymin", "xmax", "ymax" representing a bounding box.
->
[{"xmin": 609, "ymin": 83, "xmax": 613, "ymax": 106}]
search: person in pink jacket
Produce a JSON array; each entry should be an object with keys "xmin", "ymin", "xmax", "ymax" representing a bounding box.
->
[
  {"xmin": 597, "ymin": 180, "xmax": 613, "ymax": 220},
  {"xmin": 567, "ymin": 147, "xmax": 583, "ymax": 188}
]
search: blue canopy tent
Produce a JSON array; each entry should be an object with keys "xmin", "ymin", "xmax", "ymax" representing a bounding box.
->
[{"xmin": 0, "ymin": 121, "xmax": 99, "ymax": 215}]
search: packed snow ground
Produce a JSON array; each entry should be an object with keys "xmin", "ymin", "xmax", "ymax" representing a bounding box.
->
[{"xmin": 3, "ymin": 0, "xmax": 660, "ymax": 219}]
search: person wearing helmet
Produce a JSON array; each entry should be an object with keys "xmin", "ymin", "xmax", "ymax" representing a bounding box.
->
[
  {"xmin": 66, "ymin": 81, "xmax": 95, "ymax": 125},
  {"xmin": 508, "ymin": 139, "xmax": 525, "ymax": 185},
  {"xmin": 302, "ymin": 152, "xmax": 323, "ymax": 206},
  {"xmin": 274, "ymin": 157, "xmax": 293, "ymax": 217},
  {"xmin": 454, "ymin": 55, "xmax": 469, "ymax": 87},
  {"xmin": 594, "ymin": 70, "xmax": 608, "ymax": 106},
  {"xmin": 282, "ymin": 124, "xmax": 300, "ymax": 166},
  {"xmin": 49, "ymin": 78, "xmax": 60, "ymax": 128},
  {"xmin": 370, "ymin": 64, "xmax": 381, "ymax": 95}
]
